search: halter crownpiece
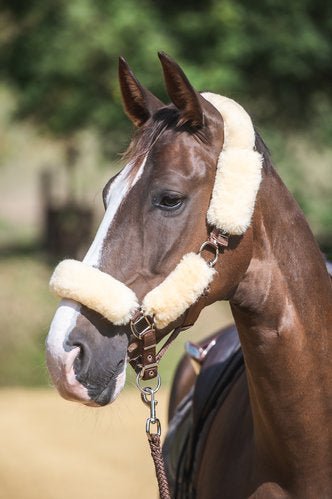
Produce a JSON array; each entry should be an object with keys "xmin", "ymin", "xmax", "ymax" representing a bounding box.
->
[
  {"xmin": 49, "ymin": 94, "xmax": 263, "ymax": 331},
  {"xmin": 203, "ymin": 93, "xmax": 263, "ymax": 235}
]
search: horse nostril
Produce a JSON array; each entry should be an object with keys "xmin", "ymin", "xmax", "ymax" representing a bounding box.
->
[
  {"xmin": 116, "ymin": 359, "xmax": 125, "ymax": 373},
  {"xmin": 69, "ymin": 342, "xmax": 91, "ymax": 378},
  {"xmin": 73, "ymin": 346, "xmax": 83, "ymax": 373}
]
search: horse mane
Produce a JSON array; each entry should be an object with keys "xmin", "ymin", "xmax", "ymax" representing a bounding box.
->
[{"xmin": 254, "ymin": 129, "xmax": 273, "ymax": 173}]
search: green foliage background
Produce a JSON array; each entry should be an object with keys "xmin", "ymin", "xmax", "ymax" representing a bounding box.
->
[
  {"xmin": 1, "ymin": 0, "xmax": 331, "ymax": 239},
  {"xmin": 2, "ymin": 0, "xmax": 332, "ymax": 139}
]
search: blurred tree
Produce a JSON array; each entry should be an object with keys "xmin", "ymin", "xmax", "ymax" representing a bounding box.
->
[
  {"xmin": 156, "ymin": 0, "xmax": 332, "ymax": 131},
  {"xmin": 1, "ymin": 0, "xmax": 332, "ymax": 141},
  {"xmin": 0, "ymin": 0, "xmax": 176, "ymax": 145},
  {"xmin": 0, "ymin": 0, "xmax": 331, "ymax": 242}
]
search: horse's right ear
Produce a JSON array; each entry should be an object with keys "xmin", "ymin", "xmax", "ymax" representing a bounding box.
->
[{"xmin": 118, "ymin": 57, "xmax": 164, "ymax": 127}]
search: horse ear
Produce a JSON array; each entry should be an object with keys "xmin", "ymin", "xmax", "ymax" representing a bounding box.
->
[
  {"xmin": 158, "ymin": 52, "xmax": 203, "ymax": 128},
  {"xmin": 118, "ymin": 57, "xmax": 164, "ymax": 127}
]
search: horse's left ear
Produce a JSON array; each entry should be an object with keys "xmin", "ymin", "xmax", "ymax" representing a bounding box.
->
[
  {"xmin": 158, "ymin": 52, "xmax": 203, "ymax": 128},
  {"xmin": 118, "ymin": 57, "xmax": 164, "ymax": 127}
]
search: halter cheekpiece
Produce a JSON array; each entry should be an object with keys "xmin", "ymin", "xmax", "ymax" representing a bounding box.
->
[{"xmin": 49, "ymin": 93, "xmax": 263, "ymax": 380}]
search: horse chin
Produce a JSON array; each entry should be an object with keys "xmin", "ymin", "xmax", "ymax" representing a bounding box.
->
[{"xmin": 92, "ymin": 367, "xmax": 127, "ymax": 407}]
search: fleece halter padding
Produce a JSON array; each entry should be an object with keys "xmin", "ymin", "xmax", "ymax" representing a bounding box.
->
[
  {"xmin": 142, "ymin": 253, "xmax": 216, "ymax": 329},
  {"xmin": 50, "ymin": 254, "xmax": 215, "ymax": 329},
  {"xmin": 202, "ymin": 93, "xmax": 263, "ymax": 235},
  {"xmin": 49, "ymin": 93, "xmax": 262, "ymax": 329},
  {"xmin": 50, "ymin": 259, "xmax": 139, "ymax": 326}
]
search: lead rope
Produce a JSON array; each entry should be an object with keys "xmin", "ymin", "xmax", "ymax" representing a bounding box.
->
[
  {"xmin": 131, "ymin": 227, "xmax": 229, "ymax": 499},
  {"xmin": 136, "ymin": 374, "xmax": 171, "ymax": 499}
]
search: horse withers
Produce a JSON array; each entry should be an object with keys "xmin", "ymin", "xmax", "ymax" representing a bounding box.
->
[{"xmin": 46, "ymin": 53, "xmax": 332, "ymax": 498}]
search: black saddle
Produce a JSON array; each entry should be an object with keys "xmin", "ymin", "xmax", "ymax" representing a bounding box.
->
[{"xmin": 163, "ymin": 325, "xmax": 245, "ymax": 498}]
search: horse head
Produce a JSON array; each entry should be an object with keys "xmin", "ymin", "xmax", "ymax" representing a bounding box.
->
[{"xmin": 46, "ymin": 53, "xmax": 262, "ymax": 406}]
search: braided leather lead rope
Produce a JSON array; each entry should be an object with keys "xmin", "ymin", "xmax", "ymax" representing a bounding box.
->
[
  {"xmin": 136, "ymin": 377, "xmax": 171, "ymax": 499},
  {"xmin": 148, "ymin": 434, "xmax": 171, "ymax": 499}
]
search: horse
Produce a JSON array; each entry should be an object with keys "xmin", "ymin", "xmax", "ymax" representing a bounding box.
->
[{"xmin": 46, "ymin": 53, "xmax": 332, "ymax": 498}]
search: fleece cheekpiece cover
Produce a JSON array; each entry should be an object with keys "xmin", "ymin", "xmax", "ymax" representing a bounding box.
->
[{"xmin": 49, "ymin": 93, "xmax": 263, "ymax": 329}]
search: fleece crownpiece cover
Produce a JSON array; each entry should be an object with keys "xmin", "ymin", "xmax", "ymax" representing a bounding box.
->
[
  {"xmin": 50, "ymin": 94, "xmax": 262, "ymax": 329},
  {"xmin": 202, "ymin": 92, "xmax": 263, "ymax": 235}
]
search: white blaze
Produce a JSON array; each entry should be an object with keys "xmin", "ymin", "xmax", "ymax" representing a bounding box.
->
[
  {"xmin": 46, "ymin": 157, "xmax": 147, "ymax": 402},
  {"xmin": 84, "ymin": 158, "xmax": 146, "ymax": 266}
]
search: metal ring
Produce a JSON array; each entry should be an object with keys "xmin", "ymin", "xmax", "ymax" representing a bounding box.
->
[
  {"xmin": 199, "ymin": 241, "xmax": 219, "ymax": 267},
  {"xmin": 146, "ymin": 417, "xmax": 161, "ymax": 437},
  {"xmin": 136, "ymin": 372, "xmax": 161, "ymax": 394},
  {"xmin": 130, "ymin": 313, "xmax": 154, "ymax": 339}
]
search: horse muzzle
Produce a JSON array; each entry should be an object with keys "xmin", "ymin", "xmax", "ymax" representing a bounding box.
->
[{"xmin": 46, "ymin": 299, "xmax": 128, "ymax": 406}]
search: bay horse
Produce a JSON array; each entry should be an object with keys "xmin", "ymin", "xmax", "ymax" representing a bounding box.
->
[{"xmin": 46, "ymin": 53, "xmax": 332, "ymax": 498}]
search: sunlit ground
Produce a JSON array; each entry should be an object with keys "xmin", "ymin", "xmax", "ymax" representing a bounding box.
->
[{"xmin": 0, "ymin": 388, "xmax": 168, "ymax": 499}]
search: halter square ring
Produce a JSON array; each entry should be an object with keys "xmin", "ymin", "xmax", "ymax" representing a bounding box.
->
[{"xmin": 130, "ymin": 311, "xmax": 155, "ymax": 339}]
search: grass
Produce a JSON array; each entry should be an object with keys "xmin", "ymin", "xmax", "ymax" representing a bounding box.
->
[{"xmin": 0, "ymin": 253, "xmax": 58, "ymax": 386}]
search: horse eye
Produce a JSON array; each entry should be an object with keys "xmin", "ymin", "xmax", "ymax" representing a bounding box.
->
[
  {"xmin": 161, "ymin": 195, "xmax": 182, "ymax": 208},
  {"xmin": 153, "ymin": 192, "xmax": 184, "ymax": 211}
]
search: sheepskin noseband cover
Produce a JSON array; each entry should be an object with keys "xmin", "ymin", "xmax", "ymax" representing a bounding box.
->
[
  {"xmin": 50, "ymin": 259, "xmax": 139, "ymax": 326},
  {"xmin": 50, "ymin": 254, "xmax": 215, "ymax": 329},
  {"xmin": 49, "ymin": 94, "xmax": 262, "ymax": 329}
]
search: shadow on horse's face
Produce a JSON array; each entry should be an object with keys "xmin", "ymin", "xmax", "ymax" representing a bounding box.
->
[{"xmin": 46, "ymin": 54, "xmax": 253, "ymax": 406}]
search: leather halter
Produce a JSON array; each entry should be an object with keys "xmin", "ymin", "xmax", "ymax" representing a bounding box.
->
[{"xmin": 128, "ymin": 227, "xmax": 229, "ymax": 380}]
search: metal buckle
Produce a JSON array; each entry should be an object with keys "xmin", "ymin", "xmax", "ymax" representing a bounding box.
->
[
  {"xmin": 139, "ymin": 363, "xmax": 158, "ymax": 379},
  {"xmin": 199, "ymin": 240, "xmax": 219, "ymax": 267},
  {"xmin": 199, "ymin": 228, "xmax": 229, "ymax": 267},
  {"xmin": 210, "ymin": 228, "xmax": 229, "ymax": 248},
  {"xmin": 130, "ymin": 312, "xmax": 155, "ymax": 339}
]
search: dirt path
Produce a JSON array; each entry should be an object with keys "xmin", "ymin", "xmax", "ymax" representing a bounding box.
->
[{"xmin": 0, "ymin": 388, "xmax": 169, "ymax": 499}]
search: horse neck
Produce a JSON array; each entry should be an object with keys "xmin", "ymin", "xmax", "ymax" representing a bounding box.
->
[{"xmin": 230, "ymin": 167, "xmax": 332, "ymax": 493}]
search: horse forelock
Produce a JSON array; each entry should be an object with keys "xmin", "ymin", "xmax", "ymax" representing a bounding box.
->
[{"xmin": 122, "ymin": 105, "xmax": 211, "ymax": 171}]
